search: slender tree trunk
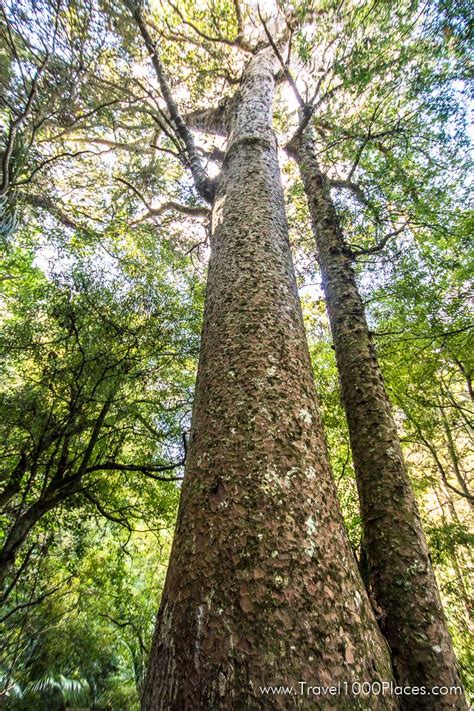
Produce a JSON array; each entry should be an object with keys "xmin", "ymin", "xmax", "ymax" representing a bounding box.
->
[
  {"xmin": 433, "ymin": 487, "xmax": 473, "ymax": 630},
  {"xmin": 439, "ymin": 404, "xmax": 472, "ymax": 505},
  {"xmin": 288, "ymin": 128, "xmax": 467, "ymax": 710},
  {"xmin": 142, "ymin": 52, "xmax": 397, "ymax": 710}
]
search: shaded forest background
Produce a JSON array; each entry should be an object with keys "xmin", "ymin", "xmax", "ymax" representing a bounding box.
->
[{"xmin": 0, "ymin": 0, "xmax": 472, "ymax": 708}]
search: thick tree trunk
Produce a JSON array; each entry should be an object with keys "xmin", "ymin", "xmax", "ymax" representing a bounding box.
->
[
  {"xmin": 289, "ymin": 129, "xmax": 467, "ymax": 710},
  {"xmin": 142, "ymin": 52, "xmax": 397, "ymax": 711}
]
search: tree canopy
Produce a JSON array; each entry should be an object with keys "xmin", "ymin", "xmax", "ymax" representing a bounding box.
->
[{"xmin": 0, "ymin": 0, "xmax": 472, "ymax": 707}]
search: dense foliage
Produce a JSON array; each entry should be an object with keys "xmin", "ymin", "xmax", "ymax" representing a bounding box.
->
[{"xmin": 1, "ymin": 0, "xmax": 472, "ymax": 707}]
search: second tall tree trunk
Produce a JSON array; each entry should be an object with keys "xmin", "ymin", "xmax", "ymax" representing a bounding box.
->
[
  {"xmin": 142, "ymin": 52, "xmax": 397, "ymax": 710},
  {"xmin": 288, "ymin": 128, "xmax": 467, "ymax": 710}
]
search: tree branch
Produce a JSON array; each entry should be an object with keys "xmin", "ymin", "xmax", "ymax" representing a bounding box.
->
[
  {"xmin": 233, "ymin": 0, "xmax": 244, "ymax": 40},
  {"xmin": 82, "ymin": 490, "xmax": 132, "ymax": 529},
  {"xmin": 350, "ymin": 222, "xmax": 407, "ymax": 258},
  {"xmin": 184, "ymin": 100, "xmax": 232, "ymax": 137},
  {"xmin": 21, "ymin": 192, "xmax": 81, "ymax": 231},
  {"xmin": 130, "ymin": 4, "xmax": 215, "ymax": 203},
  {"xmin": 0, "ymin": 53, "xmax": 50, "ymax": 195},
  {"xmin": 258, "ymin": 6, "xmax": 307, "ymax": 112},
  {"xmin": 133, "ymin": 201, "xmax": 209, "ymax": 225},
  {"xmin": 114, "ymin": 176, "xmax": 209, "ymax": 224},
  {"xmin": 84, "ymin": 460, "xmax": 184, "ymax": 481},
  {"xmin": 0, "ymin": 577, "xmax": 71, "ymax": 623},
  {"xmin": 329, "ymin": 179, "xmax": 372, "ymax": 209},
  {"xmin": 168, "ymin": 0, "xmax": 253, "ymax": 52}
]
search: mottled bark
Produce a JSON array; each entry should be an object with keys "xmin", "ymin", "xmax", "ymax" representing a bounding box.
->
[
  {"xmin": 289, "ymin": 129, "xmax": 467, "ymax": 710},
  {"xmin": 142, "ymin": 52, "xmax": 397, "ymax": 711}
]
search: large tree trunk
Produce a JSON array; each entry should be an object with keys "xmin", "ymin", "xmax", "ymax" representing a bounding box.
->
[
  {"xmin": 288, "ymin": 129, "xmax": 467, "ymax": 710},
  {"xmin": 142, "ymin": 51, "xmax": 396, "ymax": 711}
]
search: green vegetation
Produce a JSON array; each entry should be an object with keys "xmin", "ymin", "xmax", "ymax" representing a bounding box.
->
[{"xmin": 1, "ymin": 0, "xmax": 472, "ymax": 706}]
